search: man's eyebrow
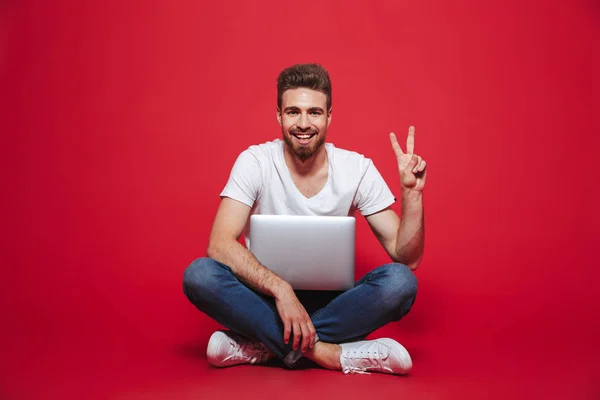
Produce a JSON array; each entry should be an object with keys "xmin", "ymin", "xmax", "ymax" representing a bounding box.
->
[{"xmin": 282, "ymin": 106, "xmax": 325, "ymax": 113}]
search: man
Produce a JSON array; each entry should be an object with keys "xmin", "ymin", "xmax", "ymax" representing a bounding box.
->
[{"xmin": 183, "ymin": 64, "xmax": 427, "ymax": 375}]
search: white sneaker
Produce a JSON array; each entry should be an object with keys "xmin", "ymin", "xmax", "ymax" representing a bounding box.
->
[
  {"xmin": 206, "ymin": 330, "xmax": 272, "ymax": 367},
  {"xmin": 339, "ymin": 338, "xmax": 412, "ymax": 375}
]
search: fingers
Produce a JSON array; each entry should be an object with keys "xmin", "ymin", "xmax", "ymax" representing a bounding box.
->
[
  {"xmin": 402, "ymin": 155, "xmax": 419, "ymax": 183},
  {"xmin": 300, "ymin": 323, "xmax": 311, "ymax": 353},
  {"xmin": 412, "ymin": 156, "xmax": 422, "ymax": 173},
  {"xmin": 283, "ymin": 317, "xmax": 291, "ymax": 345},
  {"xmin": 292, "ymin": 321, "xmax": 301, "ymax": 351},
  {"xmin": 389, "ymin": 132, "xmax": 404, "ymax": 157},
  {"xmin": 411, "ymin": 156, "xmax": 422, "ymax": 173},
  {"xmin": 308, "ymin": 322, "xmax": 316, "ymax": 349},
  {"xmin": 303, "ymin": 321, "xmax": 316, "ymax": 352},
  {"xmin": 416, "ymin": 159, "xmax": 427, "ymax": 173},
  {"xmin": 406, "ymin": 154, "xmax": 419, "ymax": 174},
  {"xmin": 278, "ymin": 295, "xmax": 317, "ymax": 353},
  {"xmin": 406, "ymin": 126, "xmax": 415, "ymax": 154}
]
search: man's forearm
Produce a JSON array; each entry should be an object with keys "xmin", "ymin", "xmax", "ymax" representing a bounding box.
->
[
  {"xmin": 395, "ymin": 189, "xmax": 424, "ymax": 270},
  {"xmin": 207, "ymin": 238, "xmax": 290, "ymax": 298}
]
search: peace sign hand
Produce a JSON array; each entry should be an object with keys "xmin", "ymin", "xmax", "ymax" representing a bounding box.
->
[{"xmin": 390, "ymin": 126, "xmax": 427, "ymax": 192}]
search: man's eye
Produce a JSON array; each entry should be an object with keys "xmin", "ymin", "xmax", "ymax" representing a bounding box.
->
[{"xmin": 287, "ymin": 111, "xmax": 298, "ymax": 115}]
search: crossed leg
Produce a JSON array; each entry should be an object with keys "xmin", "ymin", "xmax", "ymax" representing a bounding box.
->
[{"xmin": 182, "ymin": 257, "xmax": 417, "ymax": 369}]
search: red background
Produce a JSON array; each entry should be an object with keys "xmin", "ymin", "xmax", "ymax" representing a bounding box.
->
[{"xmin": 1, "ymin": 1, "xmax": 599, "ymax": 398}]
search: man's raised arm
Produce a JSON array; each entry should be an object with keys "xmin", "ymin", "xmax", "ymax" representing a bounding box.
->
[{"xmin": 365, "ymin": 126, "xmax": 427, "ymax": 271}]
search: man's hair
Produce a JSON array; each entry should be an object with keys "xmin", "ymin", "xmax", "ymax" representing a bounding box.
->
[{"xmin": 277, "ymin": 63, "xmax": 332, "ymax": 112}]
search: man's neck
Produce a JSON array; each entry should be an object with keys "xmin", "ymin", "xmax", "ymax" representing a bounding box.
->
[{"xmin": 283, "ymin": 144, "xmax": 328, "ymax": 177}]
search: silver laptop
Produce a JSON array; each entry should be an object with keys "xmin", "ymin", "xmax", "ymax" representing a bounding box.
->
[{"xmin": 248, "ymin": 214, "xmax": 356, "ymax": 290}]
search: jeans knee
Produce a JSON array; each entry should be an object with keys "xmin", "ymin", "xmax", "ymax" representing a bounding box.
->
[
  {"xmin": 182, "ymin": 257, "xmax": 224, "ymax": 300},
  {"xmin": 376, "ymin": 263, "xmax": 418, "ymax": 314}
]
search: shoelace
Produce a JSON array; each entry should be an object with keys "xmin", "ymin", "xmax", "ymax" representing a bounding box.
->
[
  {"xmin": 341, "ymin": 349, "xmax": 393, "ymax": 375},
  {"xmin": 223, "ymin": 338, "xmax": 269, "ymax": 364}
]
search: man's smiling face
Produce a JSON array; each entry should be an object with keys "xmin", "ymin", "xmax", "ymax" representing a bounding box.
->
[{"xmin": 277, "ymin": 87, "xmax": 332, "ymax": 161}]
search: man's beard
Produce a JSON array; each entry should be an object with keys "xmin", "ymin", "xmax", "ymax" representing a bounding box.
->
[{"xmin": 283, "ymin": 128, "xmax": 327, "ymax": 161}]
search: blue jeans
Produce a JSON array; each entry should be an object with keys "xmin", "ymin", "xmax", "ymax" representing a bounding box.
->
[{"xmin": 182, "ymin": 257, "xmax": 417, "ymax": 368}]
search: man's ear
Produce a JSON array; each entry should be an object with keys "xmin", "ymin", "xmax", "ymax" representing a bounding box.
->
[
  {"xmin": 276, "ymin": 109, "xmax": 282, "ymax": 125},
  {"xmin": 327, "ymin": 108, "xmax": 332, "ymax": 128}
]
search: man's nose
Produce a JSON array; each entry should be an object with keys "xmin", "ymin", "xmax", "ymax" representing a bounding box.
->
[{"xmin": 297, "ymin": 113, "xmax": 310, "ymax": 130}]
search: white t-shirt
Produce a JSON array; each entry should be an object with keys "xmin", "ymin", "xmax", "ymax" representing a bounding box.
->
[{"xmin": 220, "ymin": 139, "xmax": 396, "ymax": 248}]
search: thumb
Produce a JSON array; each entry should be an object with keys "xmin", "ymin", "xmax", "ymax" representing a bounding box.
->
[
  {"xmin": 401, "ymin": 155, "xmax": 419, "ymax": 186},
  {"xmin": 404, "ymin": 154, "xmax": 418, "ymax": 174}
]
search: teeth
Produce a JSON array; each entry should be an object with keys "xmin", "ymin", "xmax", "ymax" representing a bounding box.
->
[{"xmin": 296, "ymin": 134, "xmax": 312, "ymax": 139}]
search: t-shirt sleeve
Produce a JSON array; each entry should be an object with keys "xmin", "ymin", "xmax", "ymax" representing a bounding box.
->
[
  {"xmin": 219, "ymin": 150, "xmax": 262, "ymax": 208},
  {"xmin": 355, "ymin": 160, "xmax": 396, "ymax": 216}
]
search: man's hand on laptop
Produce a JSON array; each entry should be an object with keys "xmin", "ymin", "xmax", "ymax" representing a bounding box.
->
[{"xmin": 274, "ymin": 285, "xmax": 316, "ymax": 353}]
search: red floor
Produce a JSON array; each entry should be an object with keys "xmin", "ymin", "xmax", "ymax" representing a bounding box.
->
[
  {"xmin": 2, "ymin": 321, "xmax": 597, "ymax": 399},
  {"xmin": 2, "ymin": 271, "xmax": 598, "ymax": 399}
]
